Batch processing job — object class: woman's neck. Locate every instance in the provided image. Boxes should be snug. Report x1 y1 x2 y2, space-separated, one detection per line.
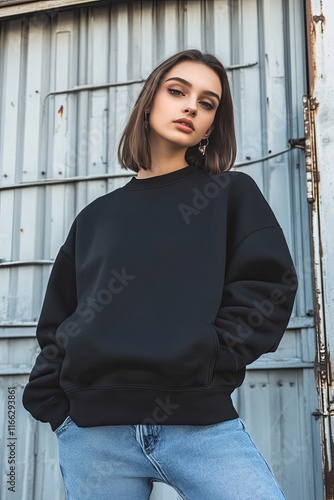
136 138 187 179
136 162 188 179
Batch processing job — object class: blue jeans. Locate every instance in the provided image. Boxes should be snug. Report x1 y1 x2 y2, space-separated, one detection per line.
55 416 286 500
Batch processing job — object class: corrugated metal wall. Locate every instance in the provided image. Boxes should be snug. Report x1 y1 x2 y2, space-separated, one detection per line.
0 1 323 499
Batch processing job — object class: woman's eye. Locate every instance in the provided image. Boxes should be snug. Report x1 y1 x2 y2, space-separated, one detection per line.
167 89 215 109
168 88 184 96
200 101 214 110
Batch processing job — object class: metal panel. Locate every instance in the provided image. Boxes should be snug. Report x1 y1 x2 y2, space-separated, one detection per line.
0 377 65 500
233 365 324 500
0 1 322 499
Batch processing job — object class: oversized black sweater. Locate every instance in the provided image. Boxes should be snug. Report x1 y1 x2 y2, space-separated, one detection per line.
22 165 298 431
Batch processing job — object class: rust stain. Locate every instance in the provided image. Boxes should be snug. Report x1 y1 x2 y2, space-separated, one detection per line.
58 105 64 118
305 1 317 96
315 0 326 34
303 96 319 204
313 14 326 26
305 6 333 496
306 1 326 96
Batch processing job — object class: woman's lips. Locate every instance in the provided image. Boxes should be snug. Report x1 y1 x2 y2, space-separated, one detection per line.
173 122 194 134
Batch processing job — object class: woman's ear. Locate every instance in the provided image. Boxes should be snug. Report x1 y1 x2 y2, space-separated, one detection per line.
203 124 214 139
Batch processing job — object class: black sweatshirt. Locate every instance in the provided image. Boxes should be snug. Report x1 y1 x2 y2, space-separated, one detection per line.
22 165 298 431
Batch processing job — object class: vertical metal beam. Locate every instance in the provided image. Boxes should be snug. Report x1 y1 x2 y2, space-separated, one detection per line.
305 1 334 498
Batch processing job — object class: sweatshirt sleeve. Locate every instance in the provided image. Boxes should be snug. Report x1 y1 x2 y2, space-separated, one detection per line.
22 219 77 431
213 174 298 373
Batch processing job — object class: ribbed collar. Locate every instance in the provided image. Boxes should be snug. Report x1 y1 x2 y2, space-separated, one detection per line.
123 164 203 190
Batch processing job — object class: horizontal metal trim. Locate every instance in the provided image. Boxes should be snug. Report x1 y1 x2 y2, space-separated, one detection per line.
235 147 293 167
43 78 146 102
0 361 315 376
247 361 314 370
43 64 258 99
0 0 104 19
0 316 314 333
0 148 295 192
43 65 257 106
0 0 38 7
0 172 134 191
227 62 258 71
0 331 36 339
0 322 37 328
0 0 39 5
0 259 54 268
0 364 32 375
288 316 315 328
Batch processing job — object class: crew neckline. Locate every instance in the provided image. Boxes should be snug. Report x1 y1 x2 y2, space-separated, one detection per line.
124 164 203 190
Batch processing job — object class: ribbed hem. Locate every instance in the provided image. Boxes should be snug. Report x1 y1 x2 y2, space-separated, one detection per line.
35 397 70 432
123 164 203 190
64 386 238 427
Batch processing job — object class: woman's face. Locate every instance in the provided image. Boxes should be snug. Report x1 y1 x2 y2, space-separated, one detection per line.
147 60 222 153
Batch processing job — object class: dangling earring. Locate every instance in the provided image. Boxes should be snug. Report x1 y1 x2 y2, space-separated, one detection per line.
198 138 209 155
144 112 150 132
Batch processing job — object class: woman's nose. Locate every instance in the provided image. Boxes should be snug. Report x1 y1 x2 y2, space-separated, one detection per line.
183 101 197 117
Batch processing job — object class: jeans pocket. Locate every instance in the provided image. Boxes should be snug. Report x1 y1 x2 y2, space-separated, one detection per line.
54 416 74 436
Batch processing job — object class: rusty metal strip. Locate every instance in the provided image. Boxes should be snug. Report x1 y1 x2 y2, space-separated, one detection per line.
303 95 320 203
305 1 334 497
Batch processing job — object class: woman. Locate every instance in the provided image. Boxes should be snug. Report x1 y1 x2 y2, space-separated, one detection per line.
22 49 298 499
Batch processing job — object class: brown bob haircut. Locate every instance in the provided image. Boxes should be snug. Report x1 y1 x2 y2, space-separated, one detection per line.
118 49 236 174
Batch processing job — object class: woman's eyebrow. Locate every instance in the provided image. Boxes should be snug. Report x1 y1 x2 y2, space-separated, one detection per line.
165 76 221 103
